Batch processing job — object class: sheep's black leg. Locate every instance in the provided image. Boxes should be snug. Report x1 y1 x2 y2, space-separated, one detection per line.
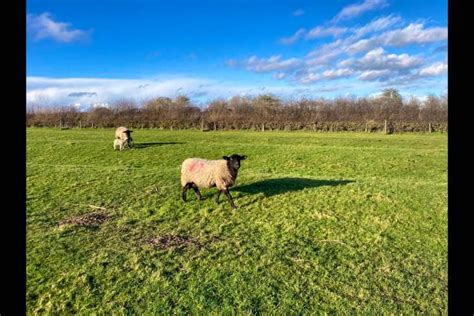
224 188 237 209
215 190 222 204
182 183 192 202
191 184 202 200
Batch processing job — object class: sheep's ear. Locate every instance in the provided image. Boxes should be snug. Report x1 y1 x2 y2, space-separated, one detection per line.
222 156 230 161
240 155 247 160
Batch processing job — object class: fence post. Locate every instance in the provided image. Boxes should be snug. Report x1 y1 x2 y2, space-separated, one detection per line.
384 120 388 134
428 122 432 133
79 121 82 128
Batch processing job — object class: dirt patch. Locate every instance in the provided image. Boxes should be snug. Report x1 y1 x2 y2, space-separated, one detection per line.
59 212 111 228
144 234 204 250
144 186 160 195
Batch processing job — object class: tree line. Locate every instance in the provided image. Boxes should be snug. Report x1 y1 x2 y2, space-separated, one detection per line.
27 89 447 132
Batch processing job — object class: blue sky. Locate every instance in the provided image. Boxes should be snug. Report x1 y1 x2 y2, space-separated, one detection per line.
27 0 447 108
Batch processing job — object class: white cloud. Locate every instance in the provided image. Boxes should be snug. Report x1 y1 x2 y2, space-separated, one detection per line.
355 47 423 70
279 28 306 45
30 75 368 106
338 58 356 68
282 10 397 46
419 62 447 76
382 23 447 46
332 0 388 23
297 16 401 60
326 48 425 82
306 39 346 65
348 23 448 53
348 38 374 53
352 15 402 38
239 55 302 73
300 47 425 84
27 77 212 107
92 102 110 108
27 12 91 43
298 72 321 84
306 26 349 39
273 72 287 80
68 92 97 97
206 4 447 95
358 69 392 81
28 75 443 104
293 9 305 16
230 19 445 89
283 14 397 46
322 68 354 79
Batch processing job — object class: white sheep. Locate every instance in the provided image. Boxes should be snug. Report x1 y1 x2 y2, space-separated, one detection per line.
113 138 128 151
180 154 247 209
115 126 133 148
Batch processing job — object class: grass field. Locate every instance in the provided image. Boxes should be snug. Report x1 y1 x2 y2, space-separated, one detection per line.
26 128 447 314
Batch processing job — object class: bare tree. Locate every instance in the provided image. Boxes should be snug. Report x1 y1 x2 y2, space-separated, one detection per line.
26 91 447 132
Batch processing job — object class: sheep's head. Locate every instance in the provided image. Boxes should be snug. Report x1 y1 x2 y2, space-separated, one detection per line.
124 130 133 139
223 154 247 170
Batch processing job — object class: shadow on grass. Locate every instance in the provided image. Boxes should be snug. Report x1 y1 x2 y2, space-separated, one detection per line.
133 142 185 148
234 178 354 197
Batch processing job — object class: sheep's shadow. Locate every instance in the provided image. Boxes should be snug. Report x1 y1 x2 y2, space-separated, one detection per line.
234 178 354 197
133 142 185 148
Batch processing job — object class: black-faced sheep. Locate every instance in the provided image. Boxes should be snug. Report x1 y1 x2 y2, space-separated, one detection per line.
115 126 133 148
180 154 247 209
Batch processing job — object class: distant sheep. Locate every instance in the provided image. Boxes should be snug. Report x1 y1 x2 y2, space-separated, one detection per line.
115 126 133 148
181 154 247 209
113 138 128 151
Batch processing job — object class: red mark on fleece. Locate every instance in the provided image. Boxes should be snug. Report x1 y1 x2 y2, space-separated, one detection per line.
188 161 205 172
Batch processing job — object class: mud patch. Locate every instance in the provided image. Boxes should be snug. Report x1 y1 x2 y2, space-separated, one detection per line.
144 234 204 250
59 212 111 228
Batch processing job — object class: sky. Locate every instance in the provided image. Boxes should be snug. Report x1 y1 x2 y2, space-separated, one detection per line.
26 0 447 109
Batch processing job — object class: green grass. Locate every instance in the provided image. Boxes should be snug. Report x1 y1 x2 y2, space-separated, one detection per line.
27 128 447 314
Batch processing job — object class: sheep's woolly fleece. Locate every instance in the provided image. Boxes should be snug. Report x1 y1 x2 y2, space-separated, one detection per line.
181 158 236 190
115 126 131 140
114 138 127 150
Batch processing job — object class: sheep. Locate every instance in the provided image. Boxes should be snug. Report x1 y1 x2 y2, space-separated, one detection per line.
180 154 247 209
113 138 128 151
115 126 133 148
